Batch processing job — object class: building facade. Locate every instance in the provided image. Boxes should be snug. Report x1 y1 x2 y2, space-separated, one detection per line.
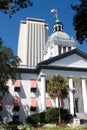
0 17 87 123
18 17 48 68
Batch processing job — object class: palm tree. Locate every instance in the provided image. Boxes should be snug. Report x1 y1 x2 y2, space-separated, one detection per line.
0 39 21 95
48 75 69 124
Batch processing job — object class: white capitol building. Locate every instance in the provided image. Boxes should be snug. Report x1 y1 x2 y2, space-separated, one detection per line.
0 17 87 123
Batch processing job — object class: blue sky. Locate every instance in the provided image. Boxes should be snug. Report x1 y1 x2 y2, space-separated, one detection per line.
0 0 87 55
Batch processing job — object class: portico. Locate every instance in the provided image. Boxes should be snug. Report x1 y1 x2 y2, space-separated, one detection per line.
37 49 87 116
39 71 87 116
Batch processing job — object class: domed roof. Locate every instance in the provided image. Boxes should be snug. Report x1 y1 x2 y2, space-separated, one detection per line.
45 19 77 49
50 31 70 40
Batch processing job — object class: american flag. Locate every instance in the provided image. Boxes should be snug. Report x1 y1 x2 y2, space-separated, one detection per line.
50 8 57 13
50 8 58 20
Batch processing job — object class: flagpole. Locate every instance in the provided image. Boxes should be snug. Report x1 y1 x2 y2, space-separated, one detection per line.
55 9 58 21
50 8 58 21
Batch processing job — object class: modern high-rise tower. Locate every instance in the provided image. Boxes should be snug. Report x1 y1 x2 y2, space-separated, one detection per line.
18 17 48 68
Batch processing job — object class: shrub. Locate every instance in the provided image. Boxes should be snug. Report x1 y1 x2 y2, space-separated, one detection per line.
45 108 58 124
26 108 72 126
26 113 40 126
60 108 72 123
40 111 46 123
45 108 72 124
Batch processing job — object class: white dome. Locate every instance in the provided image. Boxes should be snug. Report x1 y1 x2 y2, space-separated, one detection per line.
50 31 70 40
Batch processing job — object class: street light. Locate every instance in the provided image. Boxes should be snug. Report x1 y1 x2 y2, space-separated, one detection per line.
71 88 77 117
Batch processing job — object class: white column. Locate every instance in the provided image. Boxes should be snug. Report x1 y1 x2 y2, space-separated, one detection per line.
66 47 68 52
56 97 58 108
41 75 46 111
81 78 87 113
61 46 63 54
69 77 74 115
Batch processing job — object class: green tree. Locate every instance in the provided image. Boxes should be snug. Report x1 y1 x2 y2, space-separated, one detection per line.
47 75 69 124
0 38 21 95
71 0 87 43
0 0 33 17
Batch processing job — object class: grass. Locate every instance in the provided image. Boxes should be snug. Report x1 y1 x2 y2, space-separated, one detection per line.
0 122 87 130
35 125 87 130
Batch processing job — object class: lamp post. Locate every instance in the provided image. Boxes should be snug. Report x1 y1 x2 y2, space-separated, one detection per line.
71 88 77 117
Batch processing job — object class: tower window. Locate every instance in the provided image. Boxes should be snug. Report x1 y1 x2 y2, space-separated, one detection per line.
55 27 57 31
58 45 61 55
59 26 61 31
68 47 71 51
63 46 66 53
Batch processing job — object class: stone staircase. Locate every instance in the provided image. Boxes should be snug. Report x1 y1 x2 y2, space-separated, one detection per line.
76 113 87 124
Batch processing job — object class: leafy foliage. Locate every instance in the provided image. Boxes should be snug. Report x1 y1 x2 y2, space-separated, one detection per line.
26 108 72 126
0 0 33 17
46 108 71 124
71 0 87 43
0 38 21 94
45 108 58 124
26 113 41 126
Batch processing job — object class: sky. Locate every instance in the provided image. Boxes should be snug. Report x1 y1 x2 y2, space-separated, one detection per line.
0 0 87 55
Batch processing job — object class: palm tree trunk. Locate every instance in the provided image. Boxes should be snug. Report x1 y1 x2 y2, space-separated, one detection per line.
58 96 61 124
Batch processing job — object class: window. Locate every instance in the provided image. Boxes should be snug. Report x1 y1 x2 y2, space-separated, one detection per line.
75 98 79 112
31 88 37 93
14 80 21 92
13 106 20 111
13 97 21 111
68 98 70 111
0 97 3 111
30 80 37 93
30 107 36 111
68 98 79 113
14 87 20 92
30 98 37 111
13 115 19 123
0 106 2 111
46 80 49 92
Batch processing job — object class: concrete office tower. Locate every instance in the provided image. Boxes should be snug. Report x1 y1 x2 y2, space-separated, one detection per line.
18 17 48 68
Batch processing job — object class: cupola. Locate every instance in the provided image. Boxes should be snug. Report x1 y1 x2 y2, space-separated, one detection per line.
53 19 63 32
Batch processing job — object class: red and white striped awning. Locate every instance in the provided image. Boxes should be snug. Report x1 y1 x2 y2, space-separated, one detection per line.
30 98 37 107
14 80 21 88
46 98 52 108
30 80 37 88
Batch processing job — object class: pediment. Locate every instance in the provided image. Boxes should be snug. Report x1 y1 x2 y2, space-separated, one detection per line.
49 53 87 68
38 49 87 69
